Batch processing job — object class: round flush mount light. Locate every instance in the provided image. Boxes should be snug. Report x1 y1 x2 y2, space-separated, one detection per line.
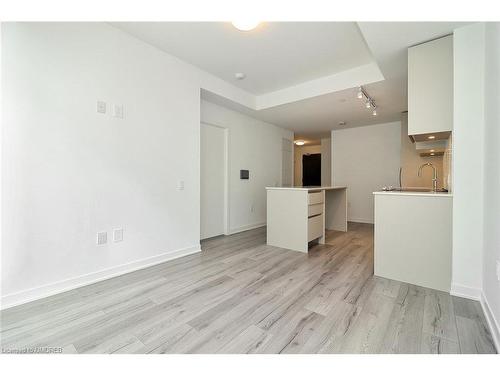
294 140 305 146
232 20 260 31
428 135 436 140
234 72 246 80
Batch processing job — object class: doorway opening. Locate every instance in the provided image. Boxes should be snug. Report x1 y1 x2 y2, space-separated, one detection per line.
294 137 330 187
302 153 321 186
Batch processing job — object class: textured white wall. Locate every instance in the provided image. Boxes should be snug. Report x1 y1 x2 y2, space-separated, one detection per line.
200 100 293 233
332 122 401 224
1 23 257 307
483 22 500 345
321 138 332 186
452 23 485 298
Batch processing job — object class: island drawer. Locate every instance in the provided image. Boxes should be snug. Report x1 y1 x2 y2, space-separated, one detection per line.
308 214 323 242
308 203 323 217
308 191 324 205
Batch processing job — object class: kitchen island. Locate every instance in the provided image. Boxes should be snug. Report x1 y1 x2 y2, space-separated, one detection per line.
373 190 453 292
266 186 347 253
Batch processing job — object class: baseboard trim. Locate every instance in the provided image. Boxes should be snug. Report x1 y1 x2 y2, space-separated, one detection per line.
480 292 500 353
450 283 482 300
348 218 374 225
229 222 266 235
1 244 201 310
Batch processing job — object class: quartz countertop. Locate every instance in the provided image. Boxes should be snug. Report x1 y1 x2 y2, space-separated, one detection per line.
373 190 453 197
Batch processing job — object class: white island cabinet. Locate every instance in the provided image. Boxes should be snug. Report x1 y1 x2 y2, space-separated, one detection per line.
373 191 453 292
266 186 347 253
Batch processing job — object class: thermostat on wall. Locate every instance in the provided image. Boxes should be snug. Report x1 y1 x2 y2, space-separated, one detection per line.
240 170 249 180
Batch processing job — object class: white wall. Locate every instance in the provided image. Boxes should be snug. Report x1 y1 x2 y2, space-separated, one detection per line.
1 23 262 308
321 138 332 186
482 22 500 347
332 122 401 224
200 100 293 234
452 23 485 298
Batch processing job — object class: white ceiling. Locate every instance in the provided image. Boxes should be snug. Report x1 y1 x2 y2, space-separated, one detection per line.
112 22 471 139
111 22 374 95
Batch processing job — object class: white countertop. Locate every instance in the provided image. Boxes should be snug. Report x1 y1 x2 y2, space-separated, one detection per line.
373 190 453 197
266 186 347 191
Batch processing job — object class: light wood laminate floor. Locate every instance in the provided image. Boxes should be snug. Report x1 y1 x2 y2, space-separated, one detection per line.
1 223 496 354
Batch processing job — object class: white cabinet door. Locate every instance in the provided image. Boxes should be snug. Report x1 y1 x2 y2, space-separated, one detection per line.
200 123 226 239
408 35 453 136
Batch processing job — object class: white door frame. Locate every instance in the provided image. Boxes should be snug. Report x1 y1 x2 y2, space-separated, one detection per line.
200 121 230 236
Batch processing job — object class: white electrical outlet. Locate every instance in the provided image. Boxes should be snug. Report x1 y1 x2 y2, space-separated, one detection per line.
113 228 123 242
113 104 124 119
97 232 107 245
496 260 500 282
97 101 106 114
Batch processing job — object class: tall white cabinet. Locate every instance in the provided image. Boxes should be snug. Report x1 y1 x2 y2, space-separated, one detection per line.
408 35 453 139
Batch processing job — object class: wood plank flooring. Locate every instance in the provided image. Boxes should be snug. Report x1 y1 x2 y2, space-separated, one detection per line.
1 223 496 354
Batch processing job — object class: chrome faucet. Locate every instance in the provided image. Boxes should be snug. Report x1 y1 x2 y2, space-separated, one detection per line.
418 163 438 191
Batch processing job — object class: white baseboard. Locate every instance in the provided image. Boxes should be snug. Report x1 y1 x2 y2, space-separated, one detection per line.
450 283 482 300
229 222 266 235
480 292 500 353
1 244 201 310
348 218 374 224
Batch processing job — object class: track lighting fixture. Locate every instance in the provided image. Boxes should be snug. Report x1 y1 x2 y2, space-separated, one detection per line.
357 86 377 115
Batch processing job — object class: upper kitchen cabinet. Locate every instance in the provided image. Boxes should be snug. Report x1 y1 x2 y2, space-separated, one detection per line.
408 35 453 139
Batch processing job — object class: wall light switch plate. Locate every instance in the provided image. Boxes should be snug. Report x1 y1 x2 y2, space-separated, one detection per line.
177 180 184 191
113 104 123 119
113 228 123 242
97 101 106 114
97 232 107 245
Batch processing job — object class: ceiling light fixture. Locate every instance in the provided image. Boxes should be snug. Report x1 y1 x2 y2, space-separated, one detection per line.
294 140 305 146
357 86 377 114
232 20 260 31
428 135 436 140
430 149 435 152
234 72 246 80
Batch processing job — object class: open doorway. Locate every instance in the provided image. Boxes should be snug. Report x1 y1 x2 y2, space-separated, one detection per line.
302 153 321 186
294 137 331 187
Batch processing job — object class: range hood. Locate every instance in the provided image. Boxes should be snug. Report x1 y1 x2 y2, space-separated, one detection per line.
413 139 447 157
